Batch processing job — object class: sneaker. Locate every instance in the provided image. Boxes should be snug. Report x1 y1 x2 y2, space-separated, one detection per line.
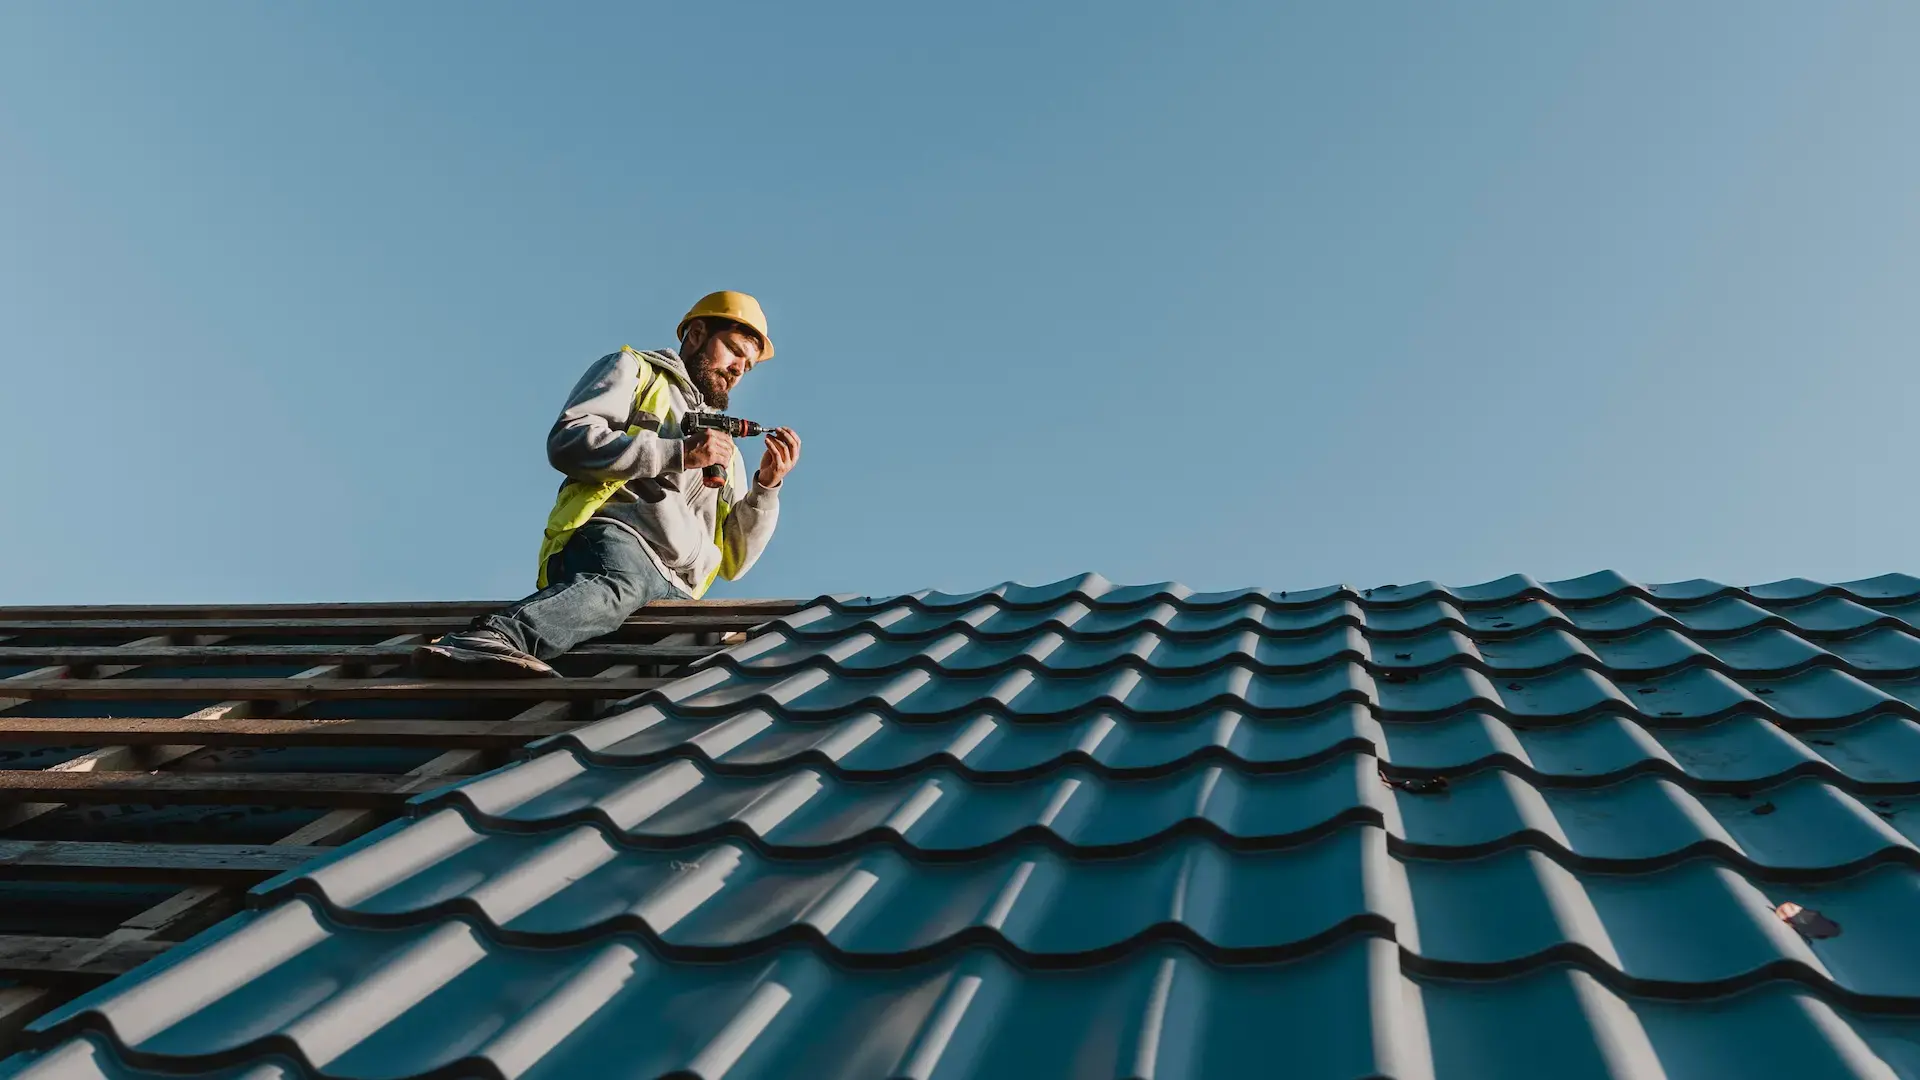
412 629 559 679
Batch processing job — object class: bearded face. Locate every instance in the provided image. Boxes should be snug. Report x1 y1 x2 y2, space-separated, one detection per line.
686 346 734 409
681 322 762 410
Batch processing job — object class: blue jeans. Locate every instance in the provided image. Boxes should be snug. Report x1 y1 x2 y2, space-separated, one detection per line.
479 520 683 659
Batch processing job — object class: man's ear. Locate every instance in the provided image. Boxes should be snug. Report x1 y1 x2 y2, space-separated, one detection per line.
680 319 709 355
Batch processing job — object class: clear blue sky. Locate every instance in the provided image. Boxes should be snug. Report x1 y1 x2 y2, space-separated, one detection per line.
4 3 1917 604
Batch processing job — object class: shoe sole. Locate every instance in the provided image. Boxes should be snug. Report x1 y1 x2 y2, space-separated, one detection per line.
412 644 558 679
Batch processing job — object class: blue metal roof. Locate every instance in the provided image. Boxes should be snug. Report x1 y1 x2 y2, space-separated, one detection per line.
10 571 1920 1079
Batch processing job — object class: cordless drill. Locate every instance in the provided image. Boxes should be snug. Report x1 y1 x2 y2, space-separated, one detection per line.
682 413 773 488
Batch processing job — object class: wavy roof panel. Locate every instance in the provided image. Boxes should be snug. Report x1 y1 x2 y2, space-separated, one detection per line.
10 572 1920 1079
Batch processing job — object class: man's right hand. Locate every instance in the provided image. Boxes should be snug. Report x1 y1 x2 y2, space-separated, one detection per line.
682 429 735 472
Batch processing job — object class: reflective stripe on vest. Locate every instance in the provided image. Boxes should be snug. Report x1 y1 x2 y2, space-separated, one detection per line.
534 349 743 598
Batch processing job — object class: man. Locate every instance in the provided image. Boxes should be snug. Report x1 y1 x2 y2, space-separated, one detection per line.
413 290 801 678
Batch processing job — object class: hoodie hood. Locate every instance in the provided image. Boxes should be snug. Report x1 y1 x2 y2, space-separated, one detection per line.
630 347 704 408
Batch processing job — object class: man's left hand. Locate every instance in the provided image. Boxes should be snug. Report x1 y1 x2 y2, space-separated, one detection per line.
754 427 802 488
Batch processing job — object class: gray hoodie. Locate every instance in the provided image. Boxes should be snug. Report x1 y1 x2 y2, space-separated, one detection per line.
545 347 780 596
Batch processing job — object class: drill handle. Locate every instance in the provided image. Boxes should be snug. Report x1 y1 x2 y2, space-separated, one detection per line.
687 412 771 488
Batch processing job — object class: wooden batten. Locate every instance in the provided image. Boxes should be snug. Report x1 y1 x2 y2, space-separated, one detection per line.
0 840 327 884
0 716 582 748
0 770 466 808
0 676 670 701
0 599 802 620
0 614 777 638
0 642 714 667
0 935 172 983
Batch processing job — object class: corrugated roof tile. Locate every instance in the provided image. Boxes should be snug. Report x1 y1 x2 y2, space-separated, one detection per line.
14 572 1920 1078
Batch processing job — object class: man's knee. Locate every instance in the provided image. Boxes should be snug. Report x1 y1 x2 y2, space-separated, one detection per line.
558 523 679 614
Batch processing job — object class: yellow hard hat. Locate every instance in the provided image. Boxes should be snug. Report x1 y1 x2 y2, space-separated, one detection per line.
677 290 774 361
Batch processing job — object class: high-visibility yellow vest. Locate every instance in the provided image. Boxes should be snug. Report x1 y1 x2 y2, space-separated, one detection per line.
534 348 745 598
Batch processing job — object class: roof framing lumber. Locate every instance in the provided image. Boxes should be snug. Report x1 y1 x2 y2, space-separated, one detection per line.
0 676 669 701
0 603 785 1045
0 639 423 831
97 659 652 965
0 716 581 749
0 614 774 637
0 770 468 808
0 642 715 667
0 635 175 713
0 840 326 884
0 935 169 982
0 599 802 620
